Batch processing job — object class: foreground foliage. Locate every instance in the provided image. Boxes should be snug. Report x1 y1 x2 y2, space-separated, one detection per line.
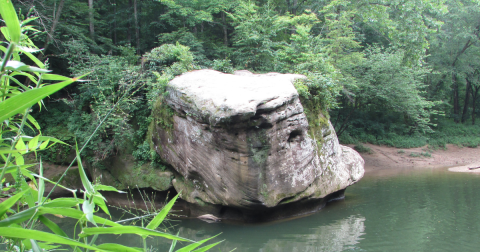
0 2 219 251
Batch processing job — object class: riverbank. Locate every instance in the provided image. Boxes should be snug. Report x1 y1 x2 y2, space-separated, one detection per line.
351 143 480 175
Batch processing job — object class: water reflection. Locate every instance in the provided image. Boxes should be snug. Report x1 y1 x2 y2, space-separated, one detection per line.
168 214 365 252
41 168 480 252
259 215 365 252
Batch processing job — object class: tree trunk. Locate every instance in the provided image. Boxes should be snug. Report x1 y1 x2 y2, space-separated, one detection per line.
134 0 140 54
472 85 480 125
40 0 65 60
453 72 460 123
113 0 117 45
221 11 228 47
88 0 95 40
127 0 132 45
461 78 471 123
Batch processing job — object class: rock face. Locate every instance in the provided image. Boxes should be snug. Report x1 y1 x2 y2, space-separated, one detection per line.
150 69 364 210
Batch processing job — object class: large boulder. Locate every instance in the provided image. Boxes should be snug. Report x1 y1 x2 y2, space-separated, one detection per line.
150 69 364 210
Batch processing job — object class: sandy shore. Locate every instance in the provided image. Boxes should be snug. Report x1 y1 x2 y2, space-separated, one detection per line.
350 143 480 174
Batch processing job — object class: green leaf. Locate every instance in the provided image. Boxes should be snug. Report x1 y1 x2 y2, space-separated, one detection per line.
31 173 76 193
30 239 43 252
79 226 193 242
0 164 37 175
0 198 80 227
191 240 223 252
0 227 106 251
13 152 24 165
21 50 45 69
0 189 27 218
41 74 70 81
38 215 68 238
7 74 32 90
76 142 94 195
16 46 41 53
169 232 180 252
29 135 40 150
37 207 120 227
82 200 96 226
0 74 86 123
94 184 125 193
27 115 41 131
95 243 143 252
37 160 44 204
5 60 50 73
0 0 21 43
39 139 50 150
92 193 110 217
38 215 83 252
15 138 27 154
176 234 220 252
146 194 179 231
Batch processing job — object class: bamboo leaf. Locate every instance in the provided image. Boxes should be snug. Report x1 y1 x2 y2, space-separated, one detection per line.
29 135 40 150
16 46 41 53
82 200 97 226
76 142 94 196
27 115 41 131
0 74 86 123
31 173 76 193
0 189 27 218
169 231 180 252
0 227 106 251
7 74 32 90
30 239 43 252
15 138 27 154
38 216 83 252
21 50 45 69
94 184 125 193
38 215 68 237
39 139 49 150
79 226 193 242
41 74 70 81
146 194 179 231
37 159 44 203
0 164 37 175
175 234 220 252
38 207 121 227
0 198 80 227
191 240 223 252
92 193 110 217
95 243 143 252
0 0 21 43
5 60 50 73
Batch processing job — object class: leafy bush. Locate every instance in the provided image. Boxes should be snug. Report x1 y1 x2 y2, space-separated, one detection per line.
212 59 234 73
354 144 373 154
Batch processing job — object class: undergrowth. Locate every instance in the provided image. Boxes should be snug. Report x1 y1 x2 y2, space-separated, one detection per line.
339 119 480 149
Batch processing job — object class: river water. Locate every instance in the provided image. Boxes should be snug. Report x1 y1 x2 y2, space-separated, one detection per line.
67 167 480 251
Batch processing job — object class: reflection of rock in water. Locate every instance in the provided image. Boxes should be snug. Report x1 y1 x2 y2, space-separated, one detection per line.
261 215 365 252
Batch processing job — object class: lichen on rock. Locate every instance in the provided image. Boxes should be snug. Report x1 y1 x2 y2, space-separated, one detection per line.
150 69 364 210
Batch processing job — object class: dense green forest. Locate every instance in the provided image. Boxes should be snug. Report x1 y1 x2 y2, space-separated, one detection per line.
10 0 480 166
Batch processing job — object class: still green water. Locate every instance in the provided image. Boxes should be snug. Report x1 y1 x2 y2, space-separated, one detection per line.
99 168 480 251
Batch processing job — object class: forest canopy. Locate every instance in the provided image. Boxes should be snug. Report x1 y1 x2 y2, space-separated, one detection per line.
7 0 480 165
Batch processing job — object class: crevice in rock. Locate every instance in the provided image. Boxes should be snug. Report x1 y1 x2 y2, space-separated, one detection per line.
288 129 303 142
278 195 296 205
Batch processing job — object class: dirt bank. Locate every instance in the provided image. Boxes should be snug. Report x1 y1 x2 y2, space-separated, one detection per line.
350 143 480 175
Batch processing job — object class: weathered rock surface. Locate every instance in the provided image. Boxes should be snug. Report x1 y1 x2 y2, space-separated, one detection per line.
88 154 174 192
150 69 364 210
